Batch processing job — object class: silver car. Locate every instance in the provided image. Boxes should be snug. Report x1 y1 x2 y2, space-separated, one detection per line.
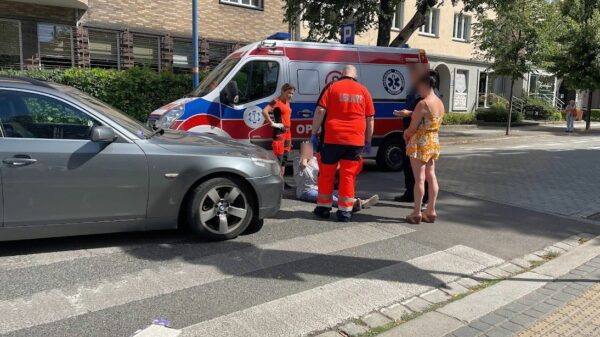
0 76 282 241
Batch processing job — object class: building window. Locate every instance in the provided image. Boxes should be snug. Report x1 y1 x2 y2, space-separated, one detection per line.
0 19 22 70
419 9 439 37
173 39 193 71
133 35 160 70
88 29 119 69
392 1 405 30
38 23 74 68
453 13 471 41
220 0 263 10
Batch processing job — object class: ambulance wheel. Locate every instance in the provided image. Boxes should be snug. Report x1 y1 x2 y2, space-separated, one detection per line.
376 136 405 172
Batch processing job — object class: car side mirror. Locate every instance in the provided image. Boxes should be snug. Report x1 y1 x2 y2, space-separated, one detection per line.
91 126 117 143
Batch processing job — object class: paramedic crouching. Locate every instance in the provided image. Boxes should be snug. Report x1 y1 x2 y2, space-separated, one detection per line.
310 65 375 222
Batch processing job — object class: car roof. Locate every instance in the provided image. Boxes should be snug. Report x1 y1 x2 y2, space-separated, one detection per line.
0 75 84 100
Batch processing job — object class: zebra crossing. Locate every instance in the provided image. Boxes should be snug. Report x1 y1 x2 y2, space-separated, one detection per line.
0 201 507 337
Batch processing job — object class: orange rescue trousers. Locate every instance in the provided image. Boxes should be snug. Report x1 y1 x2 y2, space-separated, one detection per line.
316 144 363 212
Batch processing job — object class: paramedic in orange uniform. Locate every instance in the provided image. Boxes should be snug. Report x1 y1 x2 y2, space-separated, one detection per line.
262 83 295 177
310 65 375 222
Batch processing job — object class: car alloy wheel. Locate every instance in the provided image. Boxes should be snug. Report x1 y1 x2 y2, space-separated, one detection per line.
199 185 249 235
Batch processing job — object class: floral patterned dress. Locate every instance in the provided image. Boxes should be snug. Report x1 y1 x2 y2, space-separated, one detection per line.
406 104 442 163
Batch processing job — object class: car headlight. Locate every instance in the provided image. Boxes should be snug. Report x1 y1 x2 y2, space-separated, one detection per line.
251 157 281 176
156 104 185 129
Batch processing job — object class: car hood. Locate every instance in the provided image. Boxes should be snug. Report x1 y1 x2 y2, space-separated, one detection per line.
148 130 273 159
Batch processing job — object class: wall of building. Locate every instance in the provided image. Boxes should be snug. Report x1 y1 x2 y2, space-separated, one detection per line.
80 0 288 42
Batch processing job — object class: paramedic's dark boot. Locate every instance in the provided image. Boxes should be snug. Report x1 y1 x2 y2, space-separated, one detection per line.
313 206 331 219
336 210 352 222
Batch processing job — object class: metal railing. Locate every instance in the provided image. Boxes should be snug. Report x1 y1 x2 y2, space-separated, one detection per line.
528 92 564 110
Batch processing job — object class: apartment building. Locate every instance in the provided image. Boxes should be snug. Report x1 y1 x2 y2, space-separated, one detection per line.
0 0 288 71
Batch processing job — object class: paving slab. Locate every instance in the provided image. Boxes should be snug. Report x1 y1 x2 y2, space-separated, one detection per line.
401 297 432 313
456 277 481 289
440 282 469 297
437 272 552 322
380 304 412 321
378 312 462 337
420 289 452 304
533 236 600 278
361 312 393 329
338 322 369 337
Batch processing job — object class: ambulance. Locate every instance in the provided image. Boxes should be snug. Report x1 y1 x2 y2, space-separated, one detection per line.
148 40 429 171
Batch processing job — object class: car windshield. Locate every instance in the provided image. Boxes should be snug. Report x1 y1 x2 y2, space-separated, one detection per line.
58 85 153 139
191 58 240 97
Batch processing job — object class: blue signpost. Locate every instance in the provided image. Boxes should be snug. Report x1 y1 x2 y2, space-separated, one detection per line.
340 23 355 45
192 0 199 87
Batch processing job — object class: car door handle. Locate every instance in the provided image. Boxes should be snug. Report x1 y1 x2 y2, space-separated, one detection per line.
3 157 37 167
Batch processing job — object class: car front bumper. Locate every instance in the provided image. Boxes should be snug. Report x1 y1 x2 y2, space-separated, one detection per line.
248 174 283 219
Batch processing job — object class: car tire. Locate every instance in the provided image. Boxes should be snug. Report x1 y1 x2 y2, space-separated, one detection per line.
187 177 255 240
376 136 405 171
242 218 264 235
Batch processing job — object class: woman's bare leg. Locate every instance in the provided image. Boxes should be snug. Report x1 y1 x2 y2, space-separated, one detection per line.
410 157 426 216
424 159 439 216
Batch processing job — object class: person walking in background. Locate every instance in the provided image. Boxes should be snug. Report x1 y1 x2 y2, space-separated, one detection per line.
564 100 577 133
394 64 432 206
294 142 379 210
310 65 375 222
403 74 444 224
262 83 295 177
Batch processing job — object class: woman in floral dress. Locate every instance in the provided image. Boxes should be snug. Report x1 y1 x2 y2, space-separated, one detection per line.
403 74 444 224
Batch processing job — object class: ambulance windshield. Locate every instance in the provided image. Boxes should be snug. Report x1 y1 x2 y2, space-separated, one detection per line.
191 58 240 97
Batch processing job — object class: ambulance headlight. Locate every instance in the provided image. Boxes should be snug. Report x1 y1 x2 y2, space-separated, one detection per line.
156 104 185 129
251 157 280 176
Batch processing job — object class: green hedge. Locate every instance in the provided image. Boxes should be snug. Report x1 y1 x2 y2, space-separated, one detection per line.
476 101 524 124
590 109 600 122
443 112 477 125
0 68 208 122
523 97 562 121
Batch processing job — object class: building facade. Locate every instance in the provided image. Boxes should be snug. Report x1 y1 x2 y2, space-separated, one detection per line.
0 0 288 71
353 0 507 112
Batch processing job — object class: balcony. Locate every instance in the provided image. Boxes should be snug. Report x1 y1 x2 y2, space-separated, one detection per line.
9 0 88 9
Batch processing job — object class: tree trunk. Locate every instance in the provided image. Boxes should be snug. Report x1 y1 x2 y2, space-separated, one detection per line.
377 0 392 46
586 89 593 130
389 0 438 47
506 78 515 136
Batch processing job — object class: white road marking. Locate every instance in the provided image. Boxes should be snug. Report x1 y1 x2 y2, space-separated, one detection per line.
0 204 316 271
0 223 414 334
181 245 504 337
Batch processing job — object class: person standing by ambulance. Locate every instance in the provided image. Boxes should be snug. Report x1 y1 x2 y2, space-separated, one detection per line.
262 83 295 177
310 65 375 222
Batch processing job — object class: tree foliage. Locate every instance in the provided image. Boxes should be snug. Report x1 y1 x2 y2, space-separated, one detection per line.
546 0 600 129
283 0 495 47
471 0 546 134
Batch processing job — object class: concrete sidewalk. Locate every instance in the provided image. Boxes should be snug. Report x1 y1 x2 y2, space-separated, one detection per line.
380 235 600 337
439 121 600 145
312 234 600 337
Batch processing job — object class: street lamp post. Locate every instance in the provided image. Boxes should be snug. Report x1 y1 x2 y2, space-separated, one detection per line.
192 0 199 87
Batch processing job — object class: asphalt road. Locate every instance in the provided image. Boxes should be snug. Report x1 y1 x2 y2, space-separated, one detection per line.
0 127 599 337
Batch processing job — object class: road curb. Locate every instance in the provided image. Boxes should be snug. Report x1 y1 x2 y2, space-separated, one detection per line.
310 233 598 337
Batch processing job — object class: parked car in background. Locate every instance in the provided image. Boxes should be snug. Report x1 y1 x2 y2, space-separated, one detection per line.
0 76 282 241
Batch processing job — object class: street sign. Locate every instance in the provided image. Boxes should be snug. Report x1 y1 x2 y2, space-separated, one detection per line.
340 23 355 45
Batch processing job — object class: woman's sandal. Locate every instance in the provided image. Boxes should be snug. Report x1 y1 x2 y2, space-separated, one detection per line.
422 214 437 223
405 214 422 224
